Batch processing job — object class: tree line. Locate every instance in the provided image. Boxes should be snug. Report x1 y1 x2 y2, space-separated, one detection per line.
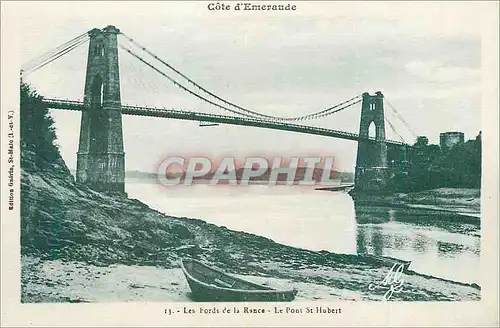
393 133 482 192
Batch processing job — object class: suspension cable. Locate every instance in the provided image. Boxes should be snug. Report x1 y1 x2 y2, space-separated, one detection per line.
292 98 362 121
384 97 417 139
119 44 257 118
124 58 154 95
119 44 362 121
385 117 406 144
302 98 362 121
22 32 89 72
119 33 361 122
22 36 89 77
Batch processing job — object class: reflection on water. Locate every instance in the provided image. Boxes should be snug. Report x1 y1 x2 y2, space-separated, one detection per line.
354 205 480 283
125 181 480 284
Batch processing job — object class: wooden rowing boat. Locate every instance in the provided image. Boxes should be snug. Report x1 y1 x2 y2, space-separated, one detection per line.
181 258 298 302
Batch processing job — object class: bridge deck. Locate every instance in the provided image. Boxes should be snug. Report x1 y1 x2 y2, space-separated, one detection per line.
43 98 407 146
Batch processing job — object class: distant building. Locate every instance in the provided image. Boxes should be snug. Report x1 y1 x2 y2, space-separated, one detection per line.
440 131 464 153
415 136 429 147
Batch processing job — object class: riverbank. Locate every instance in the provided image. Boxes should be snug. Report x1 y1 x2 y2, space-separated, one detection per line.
21 250 480 303
395 188 480 218
20 137 484 303
19 84 481 303
21 156 481 302
348 187 480 220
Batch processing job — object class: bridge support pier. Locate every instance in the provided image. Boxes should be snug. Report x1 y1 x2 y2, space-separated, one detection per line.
353 91 390 194
76 26 125 194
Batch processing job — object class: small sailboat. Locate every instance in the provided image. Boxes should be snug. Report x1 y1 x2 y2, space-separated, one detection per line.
181 258 298 302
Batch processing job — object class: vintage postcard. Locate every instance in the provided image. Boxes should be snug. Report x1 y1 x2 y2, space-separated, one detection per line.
1 1 499 327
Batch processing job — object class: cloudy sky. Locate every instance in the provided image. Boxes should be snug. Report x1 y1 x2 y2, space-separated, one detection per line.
13 1 483 172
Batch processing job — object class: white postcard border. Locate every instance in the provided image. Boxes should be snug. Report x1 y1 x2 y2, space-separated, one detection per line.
1 1 498 327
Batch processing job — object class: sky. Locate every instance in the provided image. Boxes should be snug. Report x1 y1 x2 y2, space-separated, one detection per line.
13 1 483 173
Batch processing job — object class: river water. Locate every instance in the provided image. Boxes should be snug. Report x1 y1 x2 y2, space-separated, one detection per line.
125 180 480 284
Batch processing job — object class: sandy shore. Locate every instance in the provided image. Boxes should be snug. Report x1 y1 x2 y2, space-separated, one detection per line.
21 250 481 303
22 256 365 303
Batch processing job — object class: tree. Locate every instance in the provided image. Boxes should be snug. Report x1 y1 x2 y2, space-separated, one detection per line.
397 133 482 191
20 82 59 169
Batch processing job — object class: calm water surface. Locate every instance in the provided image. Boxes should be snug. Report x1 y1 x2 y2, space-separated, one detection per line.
126 180 480 284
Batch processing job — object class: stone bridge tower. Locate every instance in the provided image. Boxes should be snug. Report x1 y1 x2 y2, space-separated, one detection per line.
354 91 389 193
76 25 125 194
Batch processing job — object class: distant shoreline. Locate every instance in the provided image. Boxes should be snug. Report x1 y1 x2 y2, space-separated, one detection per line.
350 187 481 221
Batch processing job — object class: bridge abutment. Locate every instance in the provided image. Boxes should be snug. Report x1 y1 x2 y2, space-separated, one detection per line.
76 26 125 194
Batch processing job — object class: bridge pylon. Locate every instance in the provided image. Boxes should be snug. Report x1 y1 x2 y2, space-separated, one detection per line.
354 91 389 193
76 25 125 194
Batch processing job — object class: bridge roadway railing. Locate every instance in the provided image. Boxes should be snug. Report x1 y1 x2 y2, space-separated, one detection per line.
42 98 407 146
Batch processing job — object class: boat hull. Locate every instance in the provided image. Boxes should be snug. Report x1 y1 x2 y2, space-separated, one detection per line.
181 259 297 302
185 278 297 302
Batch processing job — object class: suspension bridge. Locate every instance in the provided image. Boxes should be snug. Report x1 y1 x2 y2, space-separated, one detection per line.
21 25 417 194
